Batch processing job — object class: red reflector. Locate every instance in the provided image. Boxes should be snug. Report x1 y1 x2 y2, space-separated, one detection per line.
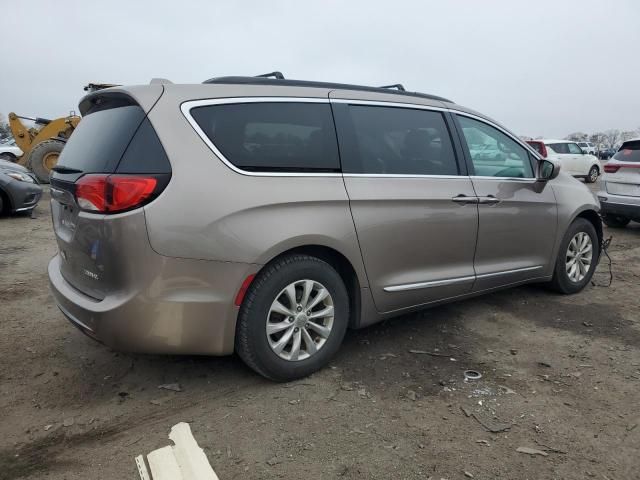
604 164 620 173
234 274 256 307
75 174 157 213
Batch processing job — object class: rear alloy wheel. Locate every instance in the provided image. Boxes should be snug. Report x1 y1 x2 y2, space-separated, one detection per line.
267 279 335 361
602 214 630 228
235 254 349 381
586 166 599 183
548 218 599 294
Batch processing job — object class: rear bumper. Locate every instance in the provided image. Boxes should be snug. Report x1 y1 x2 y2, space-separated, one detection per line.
597 190 640 221
48 253 258 355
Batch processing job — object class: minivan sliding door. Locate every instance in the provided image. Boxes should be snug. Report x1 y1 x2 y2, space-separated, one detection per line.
331 99 479 313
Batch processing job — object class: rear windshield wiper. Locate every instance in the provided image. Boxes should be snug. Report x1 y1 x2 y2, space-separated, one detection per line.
51 165 83 174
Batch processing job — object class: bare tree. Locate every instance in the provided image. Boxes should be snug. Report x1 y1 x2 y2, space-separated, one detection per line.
566 132 589 142
603 129 622 149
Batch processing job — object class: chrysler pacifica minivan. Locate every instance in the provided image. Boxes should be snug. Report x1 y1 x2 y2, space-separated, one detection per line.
48 74 601 381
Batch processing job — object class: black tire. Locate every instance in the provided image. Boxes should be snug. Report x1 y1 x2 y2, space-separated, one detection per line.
0 191 5 216
235 254 349 382
0 152 16 162
585 165 599 183
602 214 630 228
27 139 64 183
548 218 599 294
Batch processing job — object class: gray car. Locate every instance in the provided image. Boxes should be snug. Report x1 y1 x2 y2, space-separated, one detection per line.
0 159 42 214
48 74 602 381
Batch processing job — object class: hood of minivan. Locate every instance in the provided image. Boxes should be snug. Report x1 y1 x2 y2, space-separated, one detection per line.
0 158 30 173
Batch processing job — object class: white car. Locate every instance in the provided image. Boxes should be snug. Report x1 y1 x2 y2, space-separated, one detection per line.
526 139 601 183
0 139 23 161
577 141 596 155
597 138 640 228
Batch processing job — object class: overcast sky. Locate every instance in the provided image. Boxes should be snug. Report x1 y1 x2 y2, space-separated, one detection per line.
1 0 638 138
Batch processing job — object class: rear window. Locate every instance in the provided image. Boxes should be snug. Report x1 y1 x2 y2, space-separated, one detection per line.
578 142 587 147
190 102 340 172
57 105 145 173
57 103 170 174
612 141 640 162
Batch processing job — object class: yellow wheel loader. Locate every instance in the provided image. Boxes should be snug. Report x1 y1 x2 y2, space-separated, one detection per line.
8 112 81 183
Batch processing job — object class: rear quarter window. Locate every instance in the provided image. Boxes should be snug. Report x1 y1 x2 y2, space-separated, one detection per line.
190 102 340 172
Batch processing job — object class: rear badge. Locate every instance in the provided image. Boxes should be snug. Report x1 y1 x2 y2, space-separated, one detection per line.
82 268 100 280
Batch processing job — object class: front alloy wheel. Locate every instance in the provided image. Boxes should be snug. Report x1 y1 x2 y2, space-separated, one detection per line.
565 232 593 283
548 217 599 294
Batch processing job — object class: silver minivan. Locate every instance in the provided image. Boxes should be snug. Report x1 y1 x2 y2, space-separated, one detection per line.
48 74 602 381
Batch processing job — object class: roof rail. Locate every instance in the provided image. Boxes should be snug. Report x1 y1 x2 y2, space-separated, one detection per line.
201 76 452 103
380 83 406 91
255 71 285 79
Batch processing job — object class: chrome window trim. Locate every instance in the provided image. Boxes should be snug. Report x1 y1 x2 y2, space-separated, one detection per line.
180 97 342 178
343 173 468 180
181 96 542 179
384 265 544 292
470 176 538 183
330 98 447 112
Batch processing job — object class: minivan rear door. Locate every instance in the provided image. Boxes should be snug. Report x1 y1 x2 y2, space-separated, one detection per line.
331 98 478 313
50 88 168 300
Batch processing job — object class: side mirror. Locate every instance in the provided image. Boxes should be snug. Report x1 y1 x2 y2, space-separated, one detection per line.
537 159 560 181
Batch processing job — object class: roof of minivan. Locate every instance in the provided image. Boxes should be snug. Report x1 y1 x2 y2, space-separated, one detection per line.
80 79 533 157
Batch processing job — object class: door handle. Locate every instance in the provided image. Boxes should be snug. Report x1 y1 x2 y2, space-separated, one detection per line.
451 195 479 205
477 195 501 205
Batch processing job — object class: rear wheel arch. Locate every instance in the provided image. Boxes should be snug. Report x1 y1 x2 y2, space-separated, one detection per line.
257 245 362 329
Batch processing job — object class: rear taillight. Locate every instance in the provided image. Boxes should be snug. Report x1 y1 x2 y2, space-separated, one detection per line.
604 162 640 174
75 174 161 213
540 143 548 158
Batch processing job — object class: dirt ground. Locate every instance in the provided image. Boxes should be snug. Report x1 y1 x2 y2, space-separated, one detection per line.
1 180 639 480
